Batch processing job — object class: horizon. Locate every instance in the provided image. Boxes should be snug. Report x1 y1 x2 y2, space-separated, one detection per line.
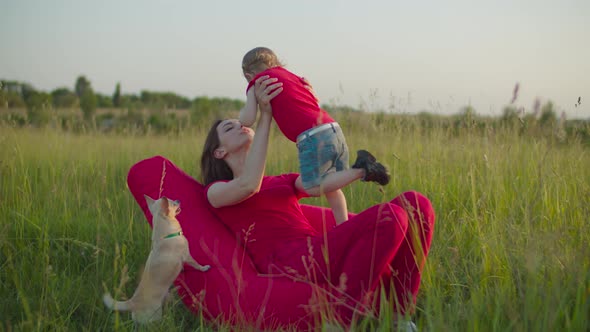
1 0 588 119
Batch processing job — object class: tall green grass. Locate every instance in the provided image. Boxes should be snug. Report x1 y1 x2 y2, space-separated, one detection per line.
1 115 588 331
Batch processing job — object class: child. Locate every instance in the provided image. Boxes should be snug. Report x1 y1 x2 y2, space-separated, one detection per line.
239 47 389 224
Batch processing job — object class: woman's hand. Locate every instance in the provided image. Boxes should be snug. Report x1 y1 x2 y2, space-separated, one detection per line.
254 75 283 112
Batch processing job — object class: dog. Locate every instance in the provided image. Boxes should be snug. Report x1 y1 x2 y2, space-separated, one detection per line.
103 195 210 323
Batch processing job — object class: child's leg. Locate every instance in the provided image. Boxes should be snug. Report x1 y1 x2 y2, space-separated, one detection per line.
304 187 347 224
325 189 347 224
304 168 364 195
303 169 363 224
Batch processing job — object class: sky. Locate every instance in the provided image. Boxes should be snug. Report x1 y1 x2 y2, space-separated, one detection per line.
1 0 589 118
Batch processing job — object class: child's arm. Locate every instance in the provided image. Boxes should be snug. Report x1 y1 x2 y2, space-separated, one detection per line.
239 87 258 127
301 76 319 103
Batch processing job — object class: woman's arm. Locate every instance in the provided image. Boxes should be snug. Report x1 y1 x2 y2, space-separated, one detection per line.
239 87 258 127
207 77 283 208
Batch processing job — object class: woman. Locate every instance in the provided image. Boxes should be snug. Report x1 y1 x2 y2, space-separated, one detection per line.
200 76 435 326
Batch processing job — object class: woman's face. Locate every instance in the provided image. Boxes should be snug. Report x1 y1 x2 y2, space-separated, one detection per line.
216 119 254 155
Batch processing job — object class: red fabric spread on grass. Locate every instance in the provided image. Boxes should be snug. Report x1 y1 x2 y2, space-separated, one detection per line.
127 156 435 330
246 66 334 142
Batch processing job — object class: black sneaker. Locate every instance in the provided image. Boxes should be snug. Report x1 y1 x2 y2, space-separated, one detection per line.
351 150 390 185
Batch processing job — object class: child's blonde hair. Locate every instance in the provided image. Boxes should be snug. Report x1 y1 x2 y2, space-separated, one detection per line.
242 47 284 76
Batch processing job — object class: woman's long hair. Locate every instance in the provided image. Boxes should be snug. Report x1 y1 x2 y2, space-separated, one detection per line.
200 119 234 186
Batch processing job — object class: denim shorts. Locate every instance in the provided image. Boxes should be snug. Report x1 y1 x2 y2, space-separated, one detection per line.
296 122 349 189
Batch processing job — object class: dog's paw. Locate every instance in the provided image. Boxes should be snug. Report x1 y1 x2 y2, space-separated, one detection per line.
201 265 211 272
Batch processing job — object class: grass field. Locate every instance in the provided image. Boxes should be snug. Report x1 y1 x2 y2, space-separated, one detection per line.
1 114 589 331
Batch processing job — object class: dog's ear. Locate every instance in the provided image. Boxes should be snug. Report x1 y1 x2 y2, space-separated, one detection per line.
144 194 155 208
160 197 170 213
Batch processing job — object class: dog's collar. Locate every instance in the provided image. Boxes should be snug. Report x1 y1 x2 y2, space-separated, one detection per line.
162 231 183 239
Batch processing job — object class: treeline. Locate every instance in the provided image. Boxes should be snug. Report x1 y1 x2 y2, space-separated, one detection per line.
1 76 589 146
0 76 245 131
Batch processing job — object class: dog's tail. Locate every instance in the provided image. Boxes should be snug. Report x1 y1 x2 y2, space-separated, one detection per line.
103 293 133 311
